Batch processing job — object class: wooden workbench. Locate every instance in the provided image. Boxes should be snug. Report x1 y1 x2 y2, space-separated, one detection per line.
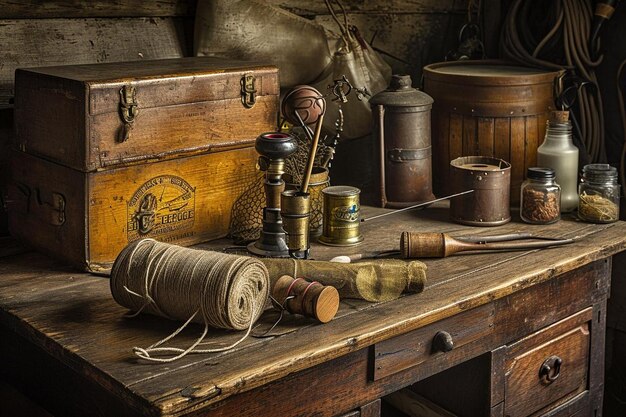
1 206 625 417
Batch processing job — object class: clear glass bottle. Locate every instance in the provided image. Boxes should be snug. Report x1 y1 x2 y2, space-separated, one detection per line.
578 164 620 223
520 167 561 224
536 118 579 212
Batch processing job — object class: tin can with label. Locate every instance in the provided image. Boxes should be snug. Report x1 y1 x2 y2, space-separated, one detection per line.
318 186 363 246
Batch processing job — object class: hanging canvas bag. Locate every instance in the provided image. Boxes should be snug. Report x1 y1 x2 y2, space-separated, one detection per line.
311 0 392 138
194 0 334 88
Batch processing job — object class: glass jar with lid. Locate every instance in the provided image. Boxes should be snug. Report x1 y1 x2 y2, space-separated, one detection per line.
520 167 561 224
578 164 620 223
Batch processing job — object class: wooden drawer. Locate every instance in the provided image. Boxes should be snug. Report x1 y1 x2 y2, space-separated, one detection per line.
372 303 495 380
503 308 592 417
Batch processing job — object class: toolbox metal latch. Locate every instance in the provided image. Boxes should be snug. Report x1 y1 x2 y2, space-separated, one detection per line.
240 74 257 108
118 85 139 142
16 183 66 226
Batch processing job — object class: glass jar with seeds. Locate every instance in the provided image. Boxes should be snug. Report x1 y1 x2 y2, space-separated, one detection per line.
520 167 561 224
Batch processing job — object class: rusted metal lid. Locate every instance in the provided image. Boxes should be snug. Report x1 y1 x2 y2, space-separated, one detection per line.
423 60 561 86
370 74 433 108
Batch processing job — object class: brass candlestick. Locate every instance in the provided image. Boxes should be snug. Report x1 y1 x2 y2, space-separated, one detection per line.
248 132 298 257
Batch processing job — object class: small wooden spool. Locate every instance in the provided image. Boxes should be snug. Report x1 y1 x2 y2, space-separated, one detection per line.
272 275 339 323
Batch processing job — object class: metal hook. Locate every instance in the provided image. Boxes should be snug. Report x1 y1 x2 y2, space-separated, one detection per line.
329 75 353 103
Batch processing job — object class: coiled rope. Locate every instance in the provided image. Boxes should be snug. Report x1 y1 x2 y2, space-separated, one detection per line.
110 239 269 363
500 0 605 164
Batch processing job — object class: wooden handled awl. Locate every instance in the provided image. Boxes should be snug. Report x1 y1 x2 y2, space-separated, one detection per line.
400 232 576 258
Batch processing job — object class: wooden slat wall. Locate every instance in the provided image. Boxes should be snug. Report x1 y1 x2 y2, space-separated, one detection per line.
0 18 187 107
0 0 467 108
0 1 197 108
0 0 196 18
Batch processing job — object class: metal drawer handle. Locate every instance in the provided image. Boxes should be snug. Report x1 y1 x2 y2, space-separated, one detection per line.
539 355 562 383
432 331 454 353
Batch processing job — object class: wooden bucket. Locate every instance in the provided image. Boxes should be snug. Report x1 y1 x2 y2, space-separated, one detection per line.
423 60 561 204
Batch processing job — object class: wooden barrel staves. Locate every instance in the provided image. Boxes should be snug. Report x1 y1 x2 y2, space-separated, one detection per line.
423 60 562 205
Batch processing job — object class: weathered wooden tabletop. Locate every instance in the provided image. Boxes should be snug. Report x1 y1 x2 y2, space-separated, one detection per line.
1 205 626 416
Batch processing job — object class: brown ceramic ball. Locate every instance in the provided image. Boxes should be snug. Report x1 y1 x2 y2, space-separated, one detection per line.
281 85 326 126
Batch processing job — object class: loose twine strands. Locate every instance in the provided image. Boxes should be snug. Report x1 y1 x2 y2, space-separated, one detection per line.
110 239 269 363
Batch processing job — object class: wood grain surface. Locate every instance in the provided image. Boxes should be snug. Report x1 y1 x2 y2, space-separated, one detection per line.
0 207 625 416
0 18 186 108
0 0 197 18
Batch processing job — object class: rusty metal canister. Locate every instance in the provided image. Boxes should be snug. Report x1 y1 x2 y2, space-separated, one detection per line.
370 74 435 208
449 156 511 226
318 186 363 246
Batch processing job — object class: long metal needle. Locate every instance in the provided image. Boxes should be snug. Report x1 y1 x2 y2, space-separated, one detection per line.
361 190 475 222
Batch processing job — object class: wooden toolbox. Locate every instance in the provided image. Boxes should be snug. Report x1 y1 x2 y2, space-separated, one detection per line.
9 57 278 271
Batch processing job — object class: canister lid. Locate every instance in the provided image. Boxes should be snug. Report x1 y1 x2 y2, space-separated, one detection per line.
322 185 360 196
582 163 618 182
369 75 434 108
527 167 555 179
423 60 562 86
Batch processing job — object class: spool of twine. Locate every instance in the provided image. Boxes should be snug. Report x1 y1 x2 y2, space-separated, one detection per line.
110 239 269 362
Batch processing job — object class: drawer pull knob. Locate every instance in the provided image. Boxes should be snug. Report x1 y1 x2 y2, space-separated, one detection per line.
539 355 562 383
432 331 454 352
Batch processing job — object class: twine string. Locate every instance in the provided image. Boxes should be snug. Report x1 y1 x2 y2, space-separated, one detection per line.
110 239 269 363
